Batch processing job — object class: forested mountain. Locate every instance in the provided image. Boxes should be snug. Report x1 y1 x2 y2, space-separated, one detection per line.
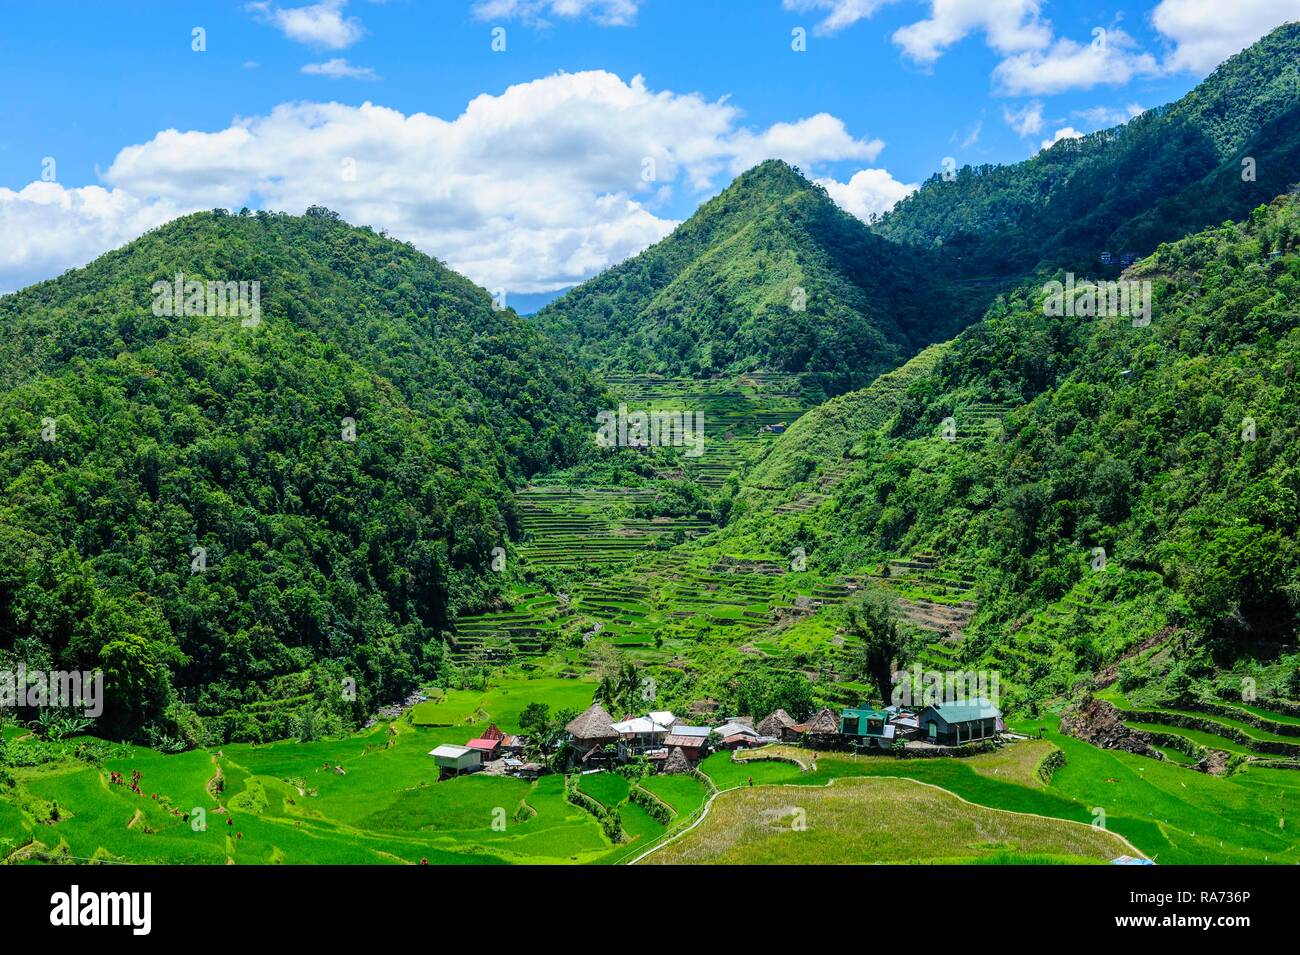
536 25 1300 394
730 196 1300 708
533 160 978 396
0 208 604 741
874 22 1300 279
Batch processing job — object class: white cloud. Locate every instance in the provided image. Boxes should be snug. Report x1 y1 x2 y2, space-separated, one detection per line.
1153 0 1300 74
0 182 188 293
1 72 892 295
472 0 643 26
1040 126 1083 151
247 0 364 49
782 0 897 36
994 29 1159 95
1002 100 1044 136
816 168 917 221
893 0 1052 65
1072 102 1145 128
302 58 379 80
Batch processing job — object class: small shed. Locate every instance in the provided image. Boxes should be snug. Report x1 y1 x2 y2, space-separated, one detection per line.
429 744 481 777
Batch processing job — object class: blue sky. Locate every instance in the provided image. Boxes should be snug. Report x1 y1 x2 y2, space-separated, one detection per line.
1 0 1296 303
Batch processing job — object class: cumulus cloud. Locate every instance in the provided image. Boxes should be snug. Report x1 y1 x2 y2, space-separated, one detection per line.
893 0 1051 65
1153 0 1300 74
0 182 188 293
1002 100 1044 136
471 0 643 26
994 29 1159 95
0 72 892 295
247 0 365 49
816 168 917 222
301 58 380 80
1040 126 1084 151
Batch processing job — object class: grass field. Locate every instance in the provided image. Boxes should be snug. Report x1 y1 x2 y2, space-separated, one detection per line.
642 775 1130 864
410 676 597 727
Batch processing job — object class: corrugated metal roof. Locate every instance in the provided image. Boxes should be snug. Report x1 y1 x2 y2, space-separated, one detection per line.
429 745 473 758
713 722 759 737
669 725 710 737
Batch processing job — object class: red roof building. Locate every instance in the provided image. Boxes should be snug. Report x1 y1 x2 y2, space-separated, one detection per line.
465 737 501 757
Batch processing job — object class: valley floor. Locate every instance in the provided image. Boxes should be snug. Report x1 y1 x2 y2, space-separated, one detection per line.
3 706 1297 865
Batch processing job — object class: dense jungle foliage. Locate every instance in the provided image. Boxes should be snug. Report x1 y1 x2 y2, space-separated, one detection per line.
0 208 604 741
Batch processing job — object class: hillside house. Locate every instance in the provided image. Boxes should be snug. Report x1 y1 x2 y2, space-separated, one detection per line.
917 698 1002 745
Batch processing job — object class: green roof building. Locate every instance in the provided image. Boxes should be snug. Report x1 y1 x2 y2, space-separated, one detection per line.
840 707 891 738
918 698 1002 746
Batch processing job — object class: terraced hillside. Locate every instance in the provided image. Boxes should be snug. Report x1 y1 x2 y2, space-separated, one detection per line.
516 487 712 568
448 373 822 664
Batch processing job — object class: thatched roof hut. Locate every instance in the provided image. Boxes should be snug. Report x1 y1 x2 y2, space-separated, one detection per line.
663 746 693 774
565 703 618 742
803 707 840 738
758 709 797 737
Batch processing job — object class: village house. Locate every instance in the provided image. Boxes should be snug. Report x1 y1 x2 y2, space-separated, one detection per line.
917 698 1003 745
713 719 764 750
565 703 620 765
799 707 841 749
661 725 710 768
429 744 481 779
839 706 895 749
758 708 800 741
611 710 675 756
465 736 502 761
481 723 524 755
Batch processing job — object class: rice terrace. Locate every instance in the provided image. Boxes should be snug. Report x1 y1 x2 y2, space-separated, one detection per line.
3 5 1300 919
